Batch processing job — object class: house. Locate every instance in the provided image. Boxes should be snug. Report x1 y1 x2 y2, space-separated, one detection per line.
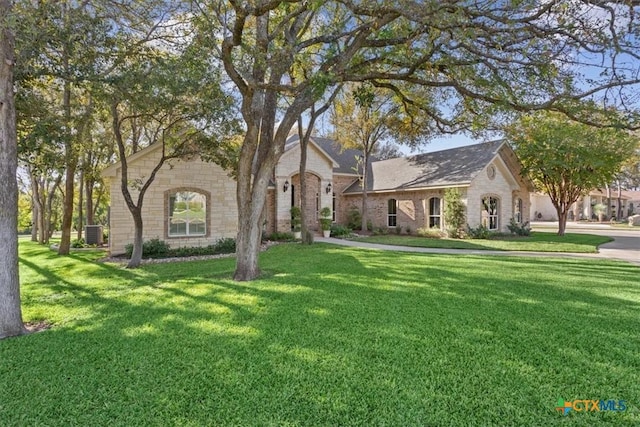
103 137 534 255
531 189 640 221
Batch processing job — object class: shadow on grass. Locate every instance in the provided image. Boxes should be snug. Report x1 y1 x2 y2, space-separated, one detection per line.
4 241 639 425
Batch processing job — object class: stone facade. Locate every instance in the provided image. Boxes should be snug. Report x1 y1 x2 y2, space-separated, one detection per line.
272 142 335 233
467 158 531 231
104 145 238 255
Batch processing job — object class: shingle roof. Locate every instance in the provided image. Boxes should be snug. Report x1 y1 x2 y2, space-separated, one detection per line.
343 140 504 194
285 134 367 175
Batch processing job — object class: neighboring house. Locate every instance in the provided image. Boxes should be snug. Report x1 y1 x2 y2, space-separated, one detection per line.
103 137 533 255
531 189 640 221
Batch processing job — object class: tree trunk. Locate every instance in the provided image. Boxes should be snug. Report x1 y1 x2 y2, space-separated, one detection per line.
43 176 61 245
58 1 75 256
556 207 568 236
85 176 94 225
0 0 26 338
58 96 76 254
234 210 262 281
616 179 622 220
126 209 143 268
298 118 311 244
29 169 41 242
360 153 369 232
30 200 38 242
77 166 84 240
605 183 611 221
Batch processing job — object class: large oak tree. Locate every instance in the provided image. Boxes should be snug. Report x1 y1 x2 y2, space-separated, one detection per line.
196 0 640 281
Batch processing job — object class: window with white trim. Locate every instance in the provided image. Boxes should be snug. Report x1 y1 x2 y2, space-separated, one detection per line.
388 199 397 227
428 197 442 228
168 191 207 236
481 196 500 230
332 192 336 222
514 198 523 223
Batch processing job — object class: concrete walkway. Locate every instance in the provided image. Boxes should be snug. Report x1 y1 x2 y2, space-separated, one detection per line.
316 223 640 266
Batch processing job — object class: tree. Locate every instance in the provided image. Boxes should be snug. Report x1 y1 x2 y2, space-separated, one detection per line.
0 0 26 339
375 143 403 161
507 111 638 235
197 0 640 281
296 86 341 244
444 188 465 239
330 83 422 231
107 30 237 268
14 0 113 255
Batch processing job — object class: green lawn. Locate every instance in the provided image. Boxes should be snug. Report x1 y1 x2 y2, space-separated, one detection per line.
351 231 612 253
1 241 639 426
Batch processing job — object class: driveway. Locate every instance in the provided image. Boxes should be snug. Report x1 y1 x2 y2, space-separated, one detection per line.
316 222 640 267
531 221 640 266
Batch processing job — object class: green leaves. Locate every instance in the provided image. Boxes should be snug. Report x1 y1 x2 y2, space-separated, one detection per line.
507 110 638 232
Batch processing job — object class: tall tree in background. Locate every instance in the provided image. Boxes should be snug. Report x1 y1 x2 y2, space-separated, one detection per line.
197 1 640 281
330 83 423 231
507 111 638 236
14 0 112 255
0 0 26 339
296 86 341 244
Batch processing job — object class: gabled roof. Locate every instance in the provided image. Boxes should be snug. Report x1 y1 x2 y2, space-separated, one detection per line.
343 140 508 194
101 142 163 178
285 134 368 175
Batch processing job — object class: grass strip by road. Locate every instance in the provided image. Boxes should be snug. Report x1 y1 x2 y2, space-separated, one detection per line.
350 231 611 253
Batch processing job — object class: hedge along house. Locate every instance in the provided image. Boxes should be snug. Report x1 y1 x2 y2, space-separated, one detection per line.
103 137 533 255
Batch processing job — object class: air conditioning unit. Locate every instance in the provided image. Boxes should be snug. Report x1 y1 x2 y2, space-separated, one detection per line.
85 225 103 245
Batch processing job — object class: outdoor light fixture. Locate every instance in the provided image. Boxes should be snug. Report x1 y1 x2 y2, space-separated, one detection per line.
326 183 332 194
283 180 289 192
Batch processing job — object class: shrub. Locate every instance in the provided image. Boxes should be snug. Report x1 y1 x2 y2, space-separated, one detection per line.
172 246 205 257
395 225 402 235
290 206 302 232
319 207 332 231
265 232 295 242
372 226 388 236
507 218 531 236
416 227 446 239
444 188 466 238
212 237 236 254
71 238 85 248
347 207 362 230
330 224 352 238
405 226 411 235
125 238 171 258
467 224 490 239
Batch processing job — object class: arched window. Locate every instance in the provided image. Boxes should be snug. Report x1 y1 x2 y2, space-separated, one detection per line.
428 197 442 228
481 196 500 230
168 190 207 237
388 199 397 227
514 198 523 223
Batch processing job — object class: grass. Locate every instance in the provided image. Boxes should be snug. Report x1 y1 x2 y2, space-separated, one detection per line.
1 241 639 426
351 231 612 253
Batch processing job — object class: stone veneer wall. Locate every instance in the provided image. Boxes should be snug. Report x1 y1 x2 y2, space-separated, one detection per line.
274 143 334 233
467 160 529 231
107 148 238 255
